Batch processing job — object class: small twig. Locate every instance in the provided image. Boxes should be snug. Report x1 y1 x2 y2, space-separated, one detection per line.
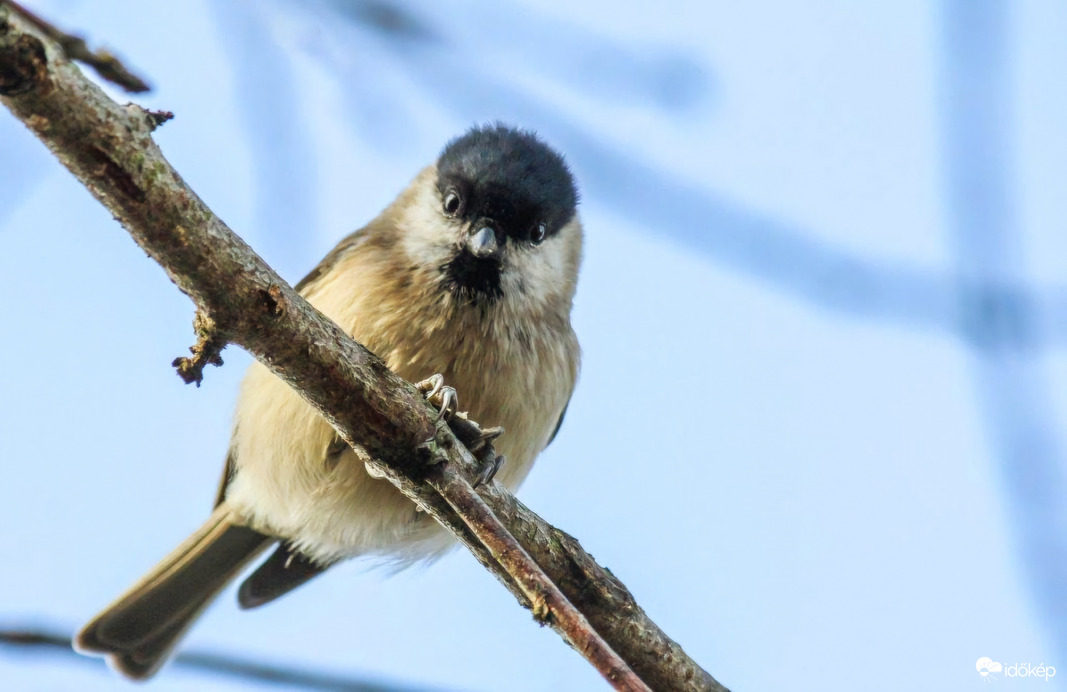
0 627 441 691
145 108 173 130
172 311 226 386
1 0 150 92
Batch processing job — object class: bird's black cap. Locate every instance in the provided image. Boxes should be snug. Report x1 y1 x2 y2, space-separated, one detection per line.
436 124 578 242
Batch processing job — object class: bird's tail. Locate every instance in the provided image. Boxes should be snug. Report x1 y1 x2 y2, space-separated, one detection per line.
74 504 273 680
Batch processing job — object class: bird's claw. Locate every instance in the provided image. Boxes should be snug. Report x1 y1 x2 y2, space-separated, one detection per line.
469 425 504 454
416 373 445 400
416 374 504 486
474 454 505 488
453 418 505 486
415 373 458 421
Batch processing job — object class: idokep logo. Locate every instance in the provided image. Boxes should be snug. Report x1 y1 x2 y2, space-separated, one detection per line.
977 657 1057 682
978 658 1003 677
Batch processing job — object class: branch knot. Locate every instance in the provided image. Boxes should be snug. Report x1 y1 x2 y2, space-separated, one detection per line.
0 33 49 96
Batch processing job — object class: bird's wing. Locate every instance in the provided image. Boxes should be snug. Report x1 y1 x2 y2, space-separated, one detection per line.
213 225 376 509
213 449 236 508
294 225 373 293
546 399 570 448
204 227 376 605
237 543 328 609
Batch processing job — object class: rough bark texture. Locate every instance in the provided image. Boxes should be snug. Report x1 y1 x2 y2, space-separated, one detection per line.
0 7 727 691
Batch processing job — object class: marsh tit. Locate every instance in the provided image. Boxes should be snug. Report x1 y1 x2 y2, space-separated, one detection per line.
75 124 582 679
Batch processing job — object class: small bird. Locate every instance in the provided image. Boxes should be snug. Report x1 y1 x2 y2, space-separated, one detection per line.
75 124 582 679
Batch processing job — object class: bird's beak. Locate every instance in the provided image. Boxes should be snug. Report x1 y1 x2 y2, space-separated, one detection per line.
467 225 501 259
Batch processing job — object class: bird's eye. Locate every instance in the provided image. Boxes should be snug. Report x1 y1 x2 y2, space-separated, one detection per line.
443 191 461 216
530 223 547 244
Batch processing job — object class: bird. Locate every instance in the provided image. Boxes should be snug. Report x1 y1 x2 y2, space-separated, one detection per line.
75 123 582 679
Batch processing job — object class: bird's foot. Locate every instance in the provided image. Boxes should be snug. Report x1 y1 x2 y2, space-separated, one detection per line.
466 424 504 454
415 373 458 421
461 421 505 487
474 453 505 488
415 374 505 487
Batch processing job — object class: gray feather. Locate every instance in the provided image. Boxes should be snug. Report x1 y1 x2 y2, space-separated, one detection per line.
75 505 272 680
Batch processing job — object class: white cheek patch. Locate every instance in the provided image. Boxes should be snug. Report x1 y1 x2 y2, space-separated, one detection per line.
501 216 582 311
398 167 456 270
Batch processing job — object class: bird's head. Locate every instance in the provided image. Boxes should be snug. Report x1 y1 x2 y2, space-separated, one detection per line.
397 124 582 313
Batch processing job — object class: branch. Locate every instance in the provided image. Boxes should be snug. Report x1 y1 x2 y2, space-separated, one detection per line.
0 626 443 691
433 464 643 688
0 7 727 691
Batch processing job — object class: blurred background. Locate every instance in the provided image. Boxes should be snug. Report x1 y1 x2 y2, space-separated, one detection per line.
1 0 1065 690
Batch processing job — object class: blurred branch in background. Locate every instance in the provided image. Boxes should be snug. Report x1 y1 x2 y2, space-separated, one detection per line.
6 0 1067 353
272 0 1067 349
0 626 442 691
315 0 709 110
939 0 1067 664
207 1 319 278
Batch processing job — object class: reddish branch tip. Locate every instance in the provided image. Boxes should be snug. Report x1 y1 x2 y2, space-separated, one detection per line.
146 108 173 130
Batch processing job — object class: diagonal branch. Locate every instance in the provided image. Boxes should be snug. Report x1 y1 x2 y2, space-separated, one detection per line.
431 463 646 689
0 6 727 691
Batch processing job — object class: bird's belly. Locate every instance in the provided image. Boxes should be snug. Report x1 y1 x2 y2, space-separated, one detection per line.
223 353 556 565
